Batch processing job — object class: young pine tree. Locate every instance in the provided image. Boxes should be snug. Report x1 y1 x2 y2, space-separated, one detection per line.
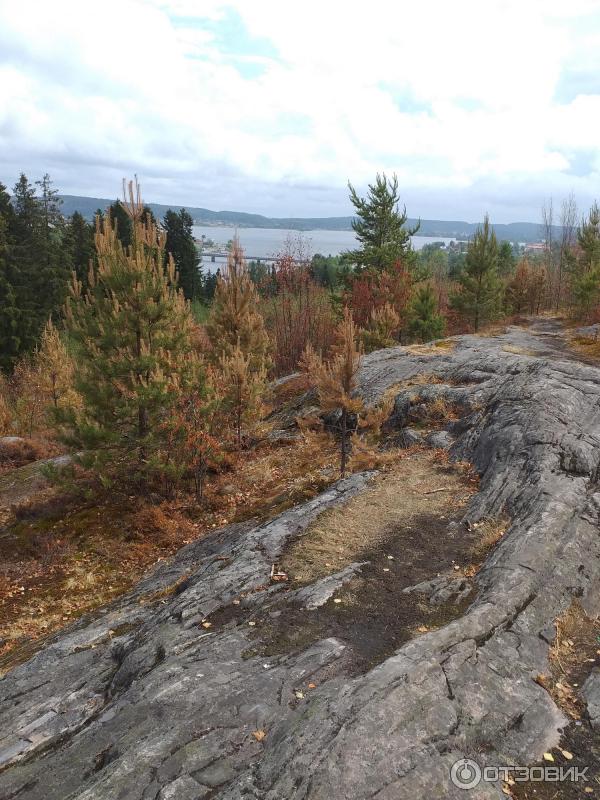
346 173 419 272
450 215 502 331
63 180 200 486
35 319 79 412
408 285 445 342
360 302 400 353
206 237 270 371
219 342 267 450
310 308 364 477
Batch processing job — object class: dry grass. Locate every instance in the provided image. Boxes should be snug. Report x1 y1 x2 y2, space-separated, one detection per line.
569 333 600 360
404 339 456 355
0 437 62 473
468 515 509 562
535 601 600 719
476 323 509 338
502 344 536 356
283 448 477 586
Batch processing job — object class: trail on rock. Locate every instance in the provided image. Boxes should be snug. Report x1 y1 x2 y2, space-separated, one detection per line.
1 320 600 800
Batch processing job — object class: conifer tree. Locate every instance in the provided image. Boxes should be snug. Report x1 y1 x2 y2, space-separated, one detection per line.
219 342 267 449
163 208 201 300
309 308 364 477
450 215 502 331
360 302 400 352
36 319 79 411
67 211 95 285
0 188 21 371
63 180 200 486
577 202 600 272
346 173 419 272
206 237 270 371
408 285 445 342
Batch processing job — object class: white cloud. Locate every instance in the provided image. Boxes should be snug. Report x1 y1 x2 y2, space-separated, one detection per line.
1 0 599 220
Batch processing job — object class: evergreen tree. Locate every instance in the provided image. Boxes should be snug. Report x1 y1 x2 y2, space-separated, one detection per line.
497 240 516 276
63 180 200 486
67 211 95 285
163 208 201 300
450 215 502 331
309 308 364 477
408 285 445 342
219 342 266 449
360 303 400 353
35 174 71 318
0 183 20 371
108 200 133 248
577 202 600 272
206 238 270 371
346 173 419 272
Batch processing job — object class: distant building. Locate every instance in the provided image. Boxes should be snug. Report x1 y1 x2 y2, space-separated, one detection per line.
524 242 546 253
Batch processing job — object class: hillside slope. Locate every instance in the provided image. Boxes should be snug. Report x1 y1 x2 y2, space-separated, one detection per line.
1 320 599 799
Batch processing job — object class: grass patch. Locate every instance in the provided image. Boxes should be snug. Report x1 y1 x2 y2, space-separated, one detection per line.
502 344 536 356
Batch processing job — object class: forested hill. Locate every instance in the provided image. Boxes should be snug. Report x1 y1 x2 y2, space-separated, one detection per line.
57 193 547 241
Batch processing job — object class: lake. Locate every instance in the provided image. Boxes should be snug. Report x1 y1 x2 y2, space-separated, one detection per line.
192 225 460 270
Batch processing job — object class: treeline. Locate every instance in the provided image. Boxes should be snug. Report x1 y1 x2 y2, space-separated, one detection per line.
2 172 600 496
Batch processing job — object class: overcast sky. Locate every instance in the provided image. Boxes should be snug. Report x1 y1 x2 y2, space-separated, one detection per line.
1 0 600 223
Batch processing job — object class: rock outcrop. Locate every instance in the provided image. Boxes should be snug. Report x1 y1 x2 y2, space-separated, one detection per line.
1 320 600 799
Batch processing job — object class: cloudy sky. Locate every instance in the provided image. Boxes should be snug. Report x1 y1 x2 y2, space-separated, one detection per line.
1 0 599 222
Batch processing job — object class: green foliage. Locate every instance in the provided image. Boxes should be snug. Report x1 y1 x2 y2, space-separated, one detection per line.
63 181 201 487
408 285 445 342
163 208 202 300
206 238 270 372
577 203 600 272
66 211 95 286
450 215 502 331
346 173 419 272
1 174 71 369
497 241 516 276
310 253 346 289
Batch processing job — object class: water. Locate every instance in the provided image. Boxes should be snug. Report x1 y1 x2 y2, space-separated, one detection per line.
192 225 459 271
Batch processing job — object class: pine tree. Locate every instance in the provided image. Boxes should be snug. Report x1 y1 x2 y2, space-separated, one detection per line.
67 211 95 285
0 186 21 371
450 215 502 331
360 302 400 353
206 237 270 371
219 342 266 449
309 308 364 477
35 174 71 323
577 203 600 273
408 285 445 342
35 319 79 412
63 180 200 486
163 208 201 300
346 173 419 272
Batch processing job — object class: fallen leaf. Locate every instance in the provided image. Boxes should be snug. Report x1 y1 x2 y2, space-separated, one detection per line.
294 690 304 699
308 682 316 689
248 621 256 626
417 625 428 633
201 622 212 629
543 752 554 762
252 729 266 742
333 598 342 604
560 749 573 760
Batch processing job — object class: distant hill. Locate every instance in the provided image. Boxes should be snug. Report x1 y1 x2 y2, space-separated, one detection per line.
57 194 548 243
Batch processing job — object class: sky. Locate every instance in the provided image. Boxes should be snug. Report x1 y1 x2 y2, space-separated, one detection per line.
1 0 600 223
